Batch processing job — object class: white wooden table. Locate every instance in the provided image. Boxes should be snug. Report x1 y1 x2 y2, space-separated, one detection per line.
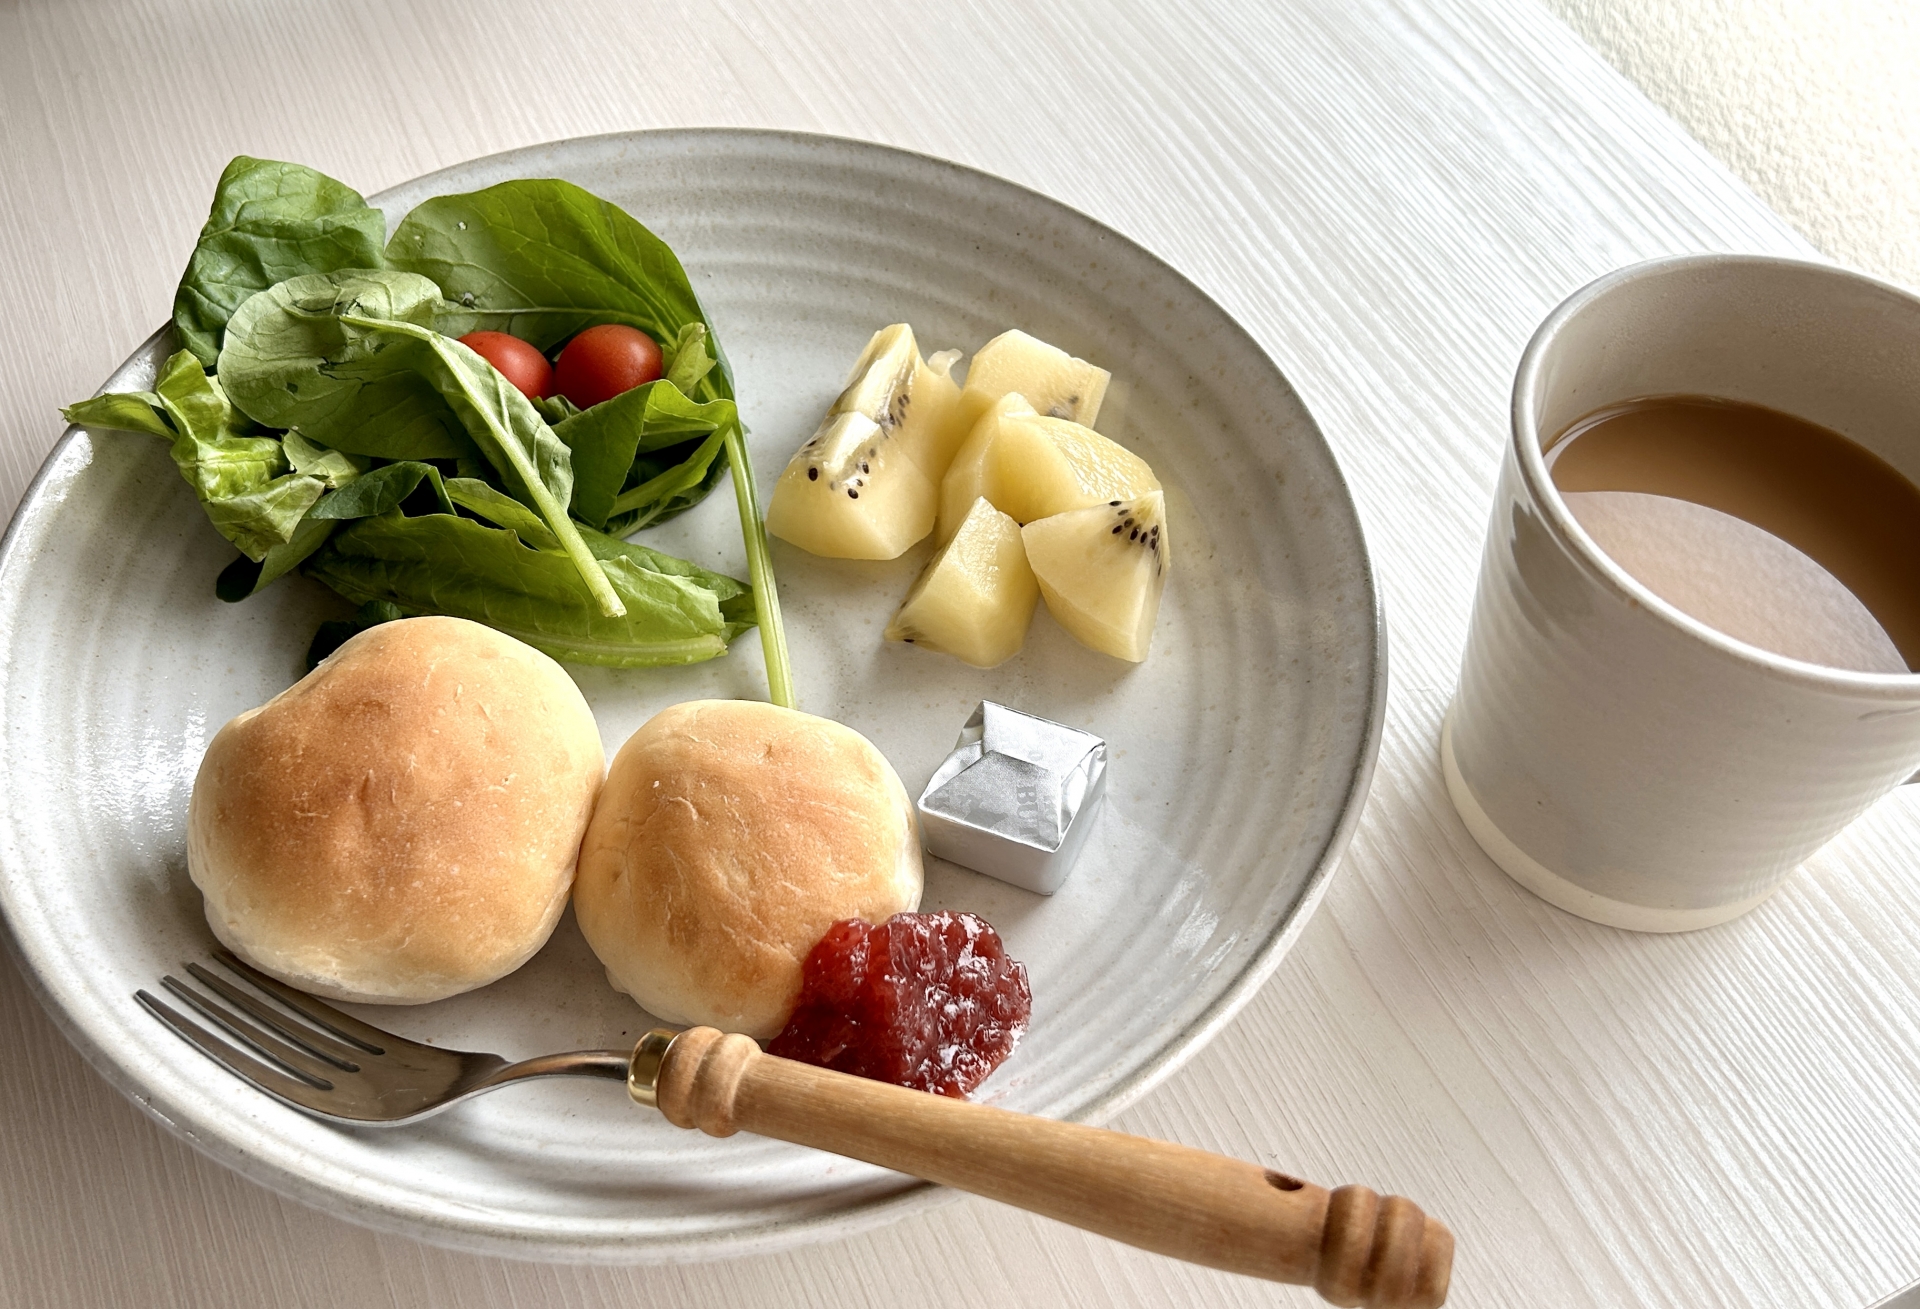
3 1 1915 1305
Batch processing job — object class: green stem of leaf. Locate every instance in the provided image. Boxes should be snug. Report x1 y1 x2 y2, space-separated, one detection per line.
724 420 793 709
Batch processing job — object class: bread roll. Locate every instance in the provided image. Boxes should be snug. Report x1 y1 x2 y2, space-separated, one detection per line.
187 616 604 1004
575 700 923 1038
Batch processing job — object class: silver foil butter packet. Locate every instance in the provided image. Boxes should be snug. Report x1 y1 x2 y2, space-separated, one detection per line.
916 702 1108 895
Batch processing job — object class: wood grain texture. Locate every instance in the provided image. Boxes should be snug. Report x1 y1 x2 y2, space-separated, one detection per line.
650 1027 1452 1305
1 0 1916 1306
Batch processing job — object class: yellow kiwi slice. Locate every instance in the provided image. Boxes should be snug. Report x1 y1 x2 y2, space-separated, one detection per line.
885 497 1039 667
937 394 1159 542
1022 491 1169 662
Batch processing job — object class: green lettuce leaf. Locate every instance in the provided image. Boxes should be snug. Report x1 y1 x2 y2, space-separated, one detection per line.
386 178 733 401
332 321 621 614
172 156 388 368
213 430 370 601
61 391 173 438
67 350 324 561
305 510 740 667
281 429 368 487
660 322 718 397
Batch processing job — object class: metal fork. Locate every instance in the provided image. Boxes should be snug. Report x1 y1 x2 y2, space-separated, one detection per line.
136 949 632 1123
144 948 637 1120
138 952 1453 1309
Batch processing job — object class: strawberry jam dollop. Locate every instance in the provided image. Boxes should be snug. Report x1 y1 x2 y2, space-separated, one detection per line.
768 910 1031 1097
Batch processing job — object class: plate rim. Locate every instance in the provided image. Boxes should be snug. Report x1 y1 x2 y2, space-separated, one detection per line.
0 125 1387 1261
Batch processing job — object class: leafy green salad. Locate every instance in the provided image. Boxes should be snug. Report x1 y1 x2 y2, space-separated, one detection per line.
65 156 791 704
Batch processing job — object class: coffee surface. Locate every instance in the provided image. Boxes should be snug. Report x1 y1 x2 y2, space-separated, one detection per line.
1547 396 1920 673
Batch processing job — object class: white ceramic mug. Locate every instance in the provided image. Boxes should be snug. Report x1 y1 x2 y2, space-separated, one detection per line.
1444 254 1920 932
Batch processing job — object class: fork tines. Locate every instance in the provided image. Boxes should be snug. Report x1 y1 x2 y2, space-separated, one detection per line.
135 950 385 1106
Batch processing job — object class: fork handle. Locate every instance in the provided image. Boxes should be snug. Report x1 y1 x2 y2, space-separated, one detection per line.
643 1027 1452 1308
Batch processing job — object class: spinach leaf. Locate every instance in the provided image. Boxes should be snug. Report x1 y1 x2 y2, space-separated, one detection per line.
216 515 338 600
386 179 733 401
305 511 737 667
329 319 622 615
550 379 735 527
307 461 451 519
306 599 404 670
604 428 728 535
443 477 561 549
575 522 755 642
173 157 388 368
220 270 624 616
259 515 336 585
383 180 791 698
532 394 582 425
218 270 473 460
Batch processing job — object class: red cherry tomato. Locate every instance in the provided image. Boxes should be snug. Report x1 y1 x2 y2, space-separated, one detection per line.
458 331 554 401
555 324 663 410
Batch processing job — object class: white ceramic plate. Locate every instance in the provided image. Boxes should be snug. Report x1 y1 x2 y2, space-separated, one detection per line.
0 130 1382 1261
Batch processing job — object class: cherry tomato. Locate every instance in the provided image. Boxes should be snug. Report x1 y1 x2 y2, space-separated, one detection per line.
458 331 553 401
555 324 663 410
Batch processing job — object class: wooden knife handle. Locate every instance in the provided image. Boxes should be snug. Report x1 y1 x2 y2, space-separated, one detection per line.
642 1027 1452 1308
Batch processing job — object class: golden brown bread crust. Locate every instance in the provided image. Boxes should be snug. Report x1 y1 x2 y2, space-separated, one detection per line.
187 616 605 1004
574 700 922 1038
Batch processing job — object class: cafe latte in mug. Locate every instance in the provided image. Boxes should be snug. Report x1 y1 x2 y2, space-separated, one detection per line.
1445 256 1920 932
1548 395 1920 677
